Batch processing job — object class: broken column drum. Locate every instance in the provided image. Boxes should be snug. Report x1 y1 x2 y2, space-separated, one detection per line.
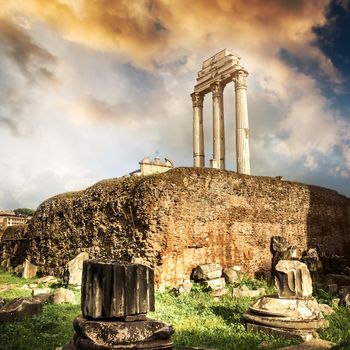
81 260 155 319
191 49 251 174
63 260 174 350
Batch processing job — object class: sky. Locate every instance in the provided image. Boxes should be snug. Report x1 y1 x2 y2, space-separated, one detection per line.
0 0 349 209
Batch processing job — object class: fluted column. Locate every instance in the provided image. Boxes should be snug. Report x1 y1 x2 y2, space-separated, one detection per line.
211 81 225 169
234 70 250 175
191 92 205 167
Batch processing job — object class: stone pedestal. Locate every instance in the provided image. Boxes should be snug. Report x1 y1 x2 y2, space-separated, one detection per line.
62 261 173 350
244 260 328 341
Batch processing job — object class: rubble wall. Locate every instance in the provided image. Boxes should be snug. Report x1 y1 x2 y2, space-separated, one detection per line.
1 168 349 287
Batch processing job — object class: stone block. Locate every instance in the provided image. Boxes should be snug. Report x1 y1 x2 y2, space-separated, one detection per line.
22 260 38 279
32 288 51 296
73 316 174 347
340 293 350 307
37 275 59 285
339 285 350 296
203 277 225 291
223 266 243 284
81 261 155 319
318 304 335 316
51 288 76 304
191 263 222 281
210 287 228 297
175 279 192 295
325 284 338 294
14 264 24 277
0 297 42 322
275 260 313 299
271 236 289 253
232 285 262 298
68 252 89 286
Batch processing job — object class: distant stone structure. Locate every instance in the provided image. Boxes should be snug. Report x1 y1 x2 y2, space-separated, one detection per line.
1 168 349 288
192 49 250 174
0 211 28 229
130 156 173 176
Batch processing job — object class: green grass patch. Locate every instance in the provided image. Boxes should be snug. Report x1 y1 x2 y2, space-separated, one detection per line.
0 271 349 349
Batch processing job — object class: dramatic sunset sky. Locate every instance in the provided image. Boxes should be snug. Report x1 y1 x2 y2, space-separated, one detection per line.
0 0 349 209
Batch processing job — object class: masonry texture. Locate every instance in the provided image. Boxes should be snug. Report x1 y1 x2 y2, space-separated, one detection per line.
1 168 349 288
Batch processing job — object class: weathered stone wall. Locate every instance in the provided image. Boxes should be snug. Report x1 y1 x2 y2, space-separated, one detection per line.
1 168 349 287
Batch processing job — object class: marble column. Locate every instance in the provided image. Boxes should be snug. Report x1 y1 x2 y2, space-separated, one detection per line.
191 92 205 167
211 81 225 169
234 70 250 175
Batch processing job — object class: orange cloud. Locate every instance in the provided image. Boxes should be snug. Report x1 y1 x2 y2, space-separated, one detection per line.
1 0 331 70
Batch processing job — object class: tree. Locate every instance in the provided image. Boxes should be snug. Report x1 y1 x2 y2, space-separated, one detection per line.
14 208 35 216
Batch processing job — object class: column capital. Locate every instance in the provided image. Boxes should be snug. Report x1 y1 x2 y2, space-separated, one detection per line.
233 69 248 90
210 80 224 98
191 92 204 107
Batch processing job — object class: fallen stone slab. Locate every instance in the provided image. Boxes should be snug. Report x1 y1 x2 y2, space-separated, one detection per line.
277 338 334 350
73 316 174 346
0 297 42 322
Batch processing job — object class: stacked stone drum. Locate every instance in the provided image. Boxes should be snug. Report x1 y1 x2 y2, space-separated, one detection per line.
63 261 174 350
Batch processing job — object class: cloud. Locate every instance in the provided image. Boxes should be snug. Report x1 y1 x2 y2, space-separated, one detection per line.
0 17 57 83
0 0 349 210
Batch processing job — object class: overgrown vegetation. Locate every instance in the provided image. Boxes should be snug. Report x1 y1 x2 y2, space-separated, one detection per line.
0 271 349 350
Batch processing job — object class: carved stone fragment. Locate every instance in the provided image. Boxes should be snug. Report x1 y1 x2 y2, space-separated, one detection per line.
275 260 313 299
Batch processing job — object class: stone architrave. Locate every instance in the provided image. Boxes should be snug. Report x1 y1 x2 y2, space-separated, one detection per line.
68 252 89 286
275 260 313 299
81 260 155 319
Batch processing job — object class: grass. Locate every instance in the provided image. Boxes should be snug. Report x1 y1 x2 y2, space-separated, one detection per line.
0 271 349 350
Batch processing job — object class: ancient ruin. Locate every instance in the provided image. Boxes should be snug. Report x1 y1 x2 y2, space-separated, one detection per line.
62 261 174 350
192 49 250 174
244 260 329 341
1 167 349 288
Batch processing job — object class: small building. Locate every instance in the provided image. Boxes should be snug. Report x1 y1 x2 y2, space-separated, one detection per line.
0 211 29 229
130 156 174 176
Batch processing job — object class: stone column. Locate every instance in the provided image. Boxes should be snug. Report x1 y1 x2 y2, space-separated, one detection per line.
211 81 225 169
234 70 250 175
191 92 205 167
